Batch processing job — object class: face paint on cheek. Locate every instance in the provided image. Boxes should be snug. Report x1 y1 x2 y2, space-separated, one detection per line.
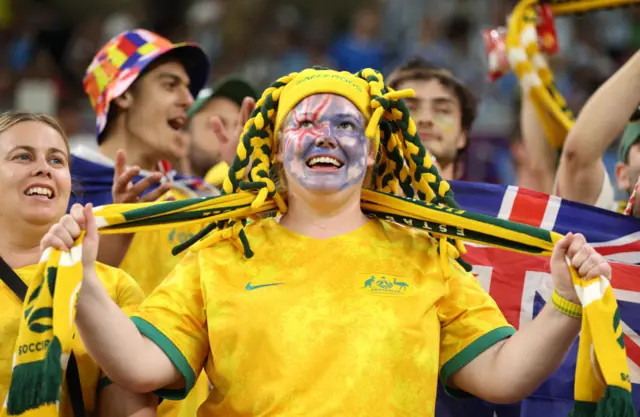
339 136 358 148
433 114 455 134
281 96 333 184
287 155 305 178
283 129 322 184
337 130 369 190
282 96 331 155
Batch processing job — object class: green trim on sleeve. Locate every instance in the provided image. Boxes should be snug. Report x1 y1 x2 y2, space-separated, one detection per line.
440 325 516 398
131 316 196 400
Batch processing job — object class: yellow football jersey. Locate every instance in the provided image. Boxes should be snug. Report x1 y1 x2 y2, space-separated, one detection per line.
118 186 211 416
133 217 515 416
0 262 143 414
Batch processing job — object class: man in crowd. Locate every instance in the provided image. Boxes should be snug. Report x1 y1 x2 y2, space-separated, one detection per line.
183 76 257 187
72 28 212 417
386 56 477 181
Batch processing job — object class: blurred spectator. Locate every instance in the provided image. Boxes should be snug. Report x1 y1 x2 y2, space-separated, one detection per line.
63 17 103 87
9 19 36 72
330 5 387 73
57 99 95 149
186 0 224 61
406 14 486 97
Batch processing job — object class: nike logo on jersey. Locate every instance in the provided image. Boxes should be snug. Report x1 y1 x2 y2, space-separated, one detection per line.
245 282 284 291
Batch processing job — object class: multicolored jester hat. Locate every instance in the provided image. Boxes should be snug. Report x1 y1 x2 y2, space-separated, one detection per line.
5 67 635 416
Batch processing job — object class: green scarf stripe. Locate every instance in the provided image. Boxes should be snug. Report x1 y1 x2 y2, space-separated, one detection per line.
172 221 220 256
239 181 269 191
27 308 54 329
117 205 246 227
104 204 254 231
28 276 44 304
460 208 552 243
120 197 214 221
380 124 406 190
227 120 257 192
365 191 553 243
365 210 547 255
46 267 56 297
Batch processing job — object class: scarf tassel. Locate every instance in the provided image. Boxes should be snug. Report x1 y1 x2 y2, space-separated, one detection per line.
6 336 62 415
569 386 635 417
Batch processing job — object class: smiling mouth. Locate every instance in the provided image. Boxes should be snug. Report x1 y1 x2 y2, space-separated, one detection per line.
24 186 54 199
167 116 187 132
305 155 345 169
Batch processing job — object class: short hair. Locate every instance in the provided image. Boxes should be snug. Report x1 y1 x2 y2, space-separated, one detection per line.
386 57 478 134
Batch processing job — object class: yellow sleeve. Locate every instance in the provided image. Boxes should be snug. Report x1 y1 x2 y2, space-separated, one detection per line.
438 261 515 398
113 267 145 314
131 252 209 401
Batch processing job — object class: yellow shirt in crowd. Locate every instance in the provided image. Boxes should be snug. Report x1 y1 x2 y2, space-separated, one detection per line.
118 186 212 416
132 217 515 416
0 263 143 415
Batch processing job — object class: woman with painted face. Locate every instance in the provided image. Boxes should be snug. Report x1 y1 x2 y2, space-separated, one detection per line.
42 69 612 416
0 111 157 416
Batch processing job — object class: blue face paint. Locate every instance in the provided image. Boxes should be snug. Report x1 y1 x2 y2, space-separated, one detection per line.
281 94 369 193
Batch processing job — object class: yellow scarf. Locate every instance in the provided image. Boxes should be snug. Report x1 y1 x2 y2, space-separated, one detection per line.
572 266 633 416
4 244 83 416
3 189 634 416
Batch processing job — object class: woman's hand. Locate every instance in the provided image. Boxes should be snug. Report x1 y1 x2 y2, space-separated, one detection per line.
40 203 99 268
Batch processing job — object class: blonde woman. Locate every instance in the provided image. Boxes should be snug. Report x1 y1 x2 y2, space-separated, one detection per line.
0 111 156 416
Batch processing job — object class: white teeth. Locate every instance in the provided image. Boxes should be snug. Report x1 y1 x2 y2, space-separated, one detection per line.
25 187 52 198
308 156 342 167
